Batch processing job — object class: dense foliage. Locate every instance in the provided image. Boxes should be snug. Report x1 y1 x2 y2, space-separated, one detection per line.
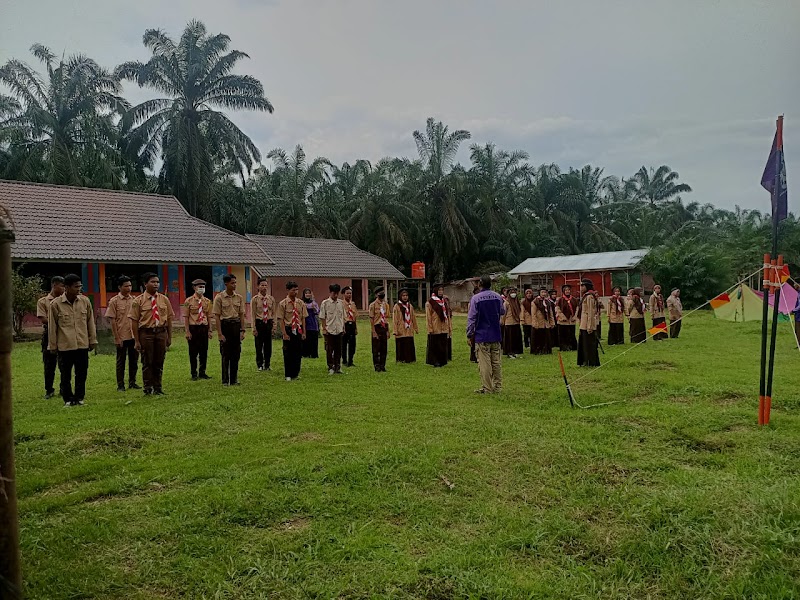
11 266 42 338
1 21 795 295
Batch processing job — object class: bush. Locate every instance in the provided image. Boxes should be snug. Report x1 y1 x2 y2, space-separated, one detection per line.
11 266 42 338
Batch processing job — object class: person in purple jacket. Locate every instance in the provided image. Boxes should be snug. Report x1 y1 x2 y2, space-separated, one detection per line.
467 275 505 394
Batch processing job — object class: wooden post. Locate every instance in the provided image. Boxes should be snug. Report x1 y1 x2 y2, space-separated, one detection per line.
0 206 21 598
177 265 186 304
161 264 169 297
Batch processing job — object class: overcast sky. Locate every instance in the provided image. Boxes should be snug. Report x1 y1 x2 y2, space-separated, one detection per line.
2 0 798 212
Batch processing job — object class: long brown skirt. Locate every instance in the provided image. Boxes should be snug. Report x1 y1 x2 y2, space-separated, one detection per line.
608 322 625 345
395 337 416 363
630 318 646 343
531 327 552 355
558 324 577 351
502 325 523 356
577 330 600 366
426 333 449 366
652 316 668 340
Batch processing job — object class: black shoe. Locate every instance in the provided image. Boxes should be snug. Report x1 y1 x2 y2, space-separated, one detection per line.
153 389 165 396
117 386 126 392
143 388 153 395
231 382 241 386
44 391 54 399
129 383 141 390
191 375 198 381
222 382 230 387
198 373 211 380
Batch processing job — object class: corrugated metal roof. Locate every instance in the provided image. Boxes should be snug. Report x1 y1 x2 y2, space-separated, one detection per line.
247 234 404 279
509 249 649 276
0 180 274 266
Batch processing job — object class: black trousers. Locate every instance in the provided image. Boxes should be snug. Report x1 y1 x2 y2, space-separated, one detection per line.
523 324 532 348
325 333 343 371
302 331 320 358
283 327 303 379
577 330 600 367
372 325 389 369
188 324 209 376
342 321 357 366
220 319 242 384
59 349 89 403
140 328 168 391
115 338 139 387
41 326 58 394
670 319 682 339
254 319 273 368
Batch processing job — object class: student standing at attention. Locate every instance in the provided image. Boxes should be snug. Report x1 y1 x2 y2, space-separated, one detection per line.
213 274 246 386
48 274 97 406
393 287 419 363
341 286 359 367
606 286 626 346
302 288 320 359
183 278 213 381
251 277 275 371
276 281 307 381
105 275 140 391
129 272 174 396
37 275 64 398
501 286 523 358
319 283 347 375
426 284 451 368
369 286 391 372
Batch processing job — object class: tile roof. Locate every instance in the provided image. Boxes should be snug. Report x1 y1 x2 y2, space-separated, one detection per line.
247 234 404 279
509 249 650 276
0 180 274 266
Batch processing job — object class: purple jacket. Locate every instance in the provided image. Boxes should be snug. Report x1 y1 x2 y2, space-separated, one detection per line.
467 289 505 343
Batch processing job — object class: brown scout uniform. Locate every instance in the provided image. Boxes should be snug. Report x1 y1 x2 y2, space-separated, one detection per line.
251 292 276 370
49 294 97 403
106 293 137 389
183 293 212 378
213 291 246 385
37 292 59 395
129 292 174 393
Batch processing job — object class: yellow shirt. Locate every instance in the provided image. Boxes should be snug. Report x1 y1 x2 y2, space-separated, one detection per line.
48 295 97 351
105 293 135 341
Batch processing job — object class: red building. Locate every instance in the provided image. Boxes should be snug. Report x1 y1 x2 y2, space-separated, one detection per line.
508 249 652 298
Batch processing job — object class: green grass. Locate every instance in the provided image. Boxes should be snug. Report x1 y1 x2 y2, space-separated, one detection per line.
11 313 800 599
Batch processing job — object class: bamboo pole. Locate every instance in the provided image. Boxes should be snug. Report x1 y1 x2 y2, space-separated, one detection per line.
0 205 21 598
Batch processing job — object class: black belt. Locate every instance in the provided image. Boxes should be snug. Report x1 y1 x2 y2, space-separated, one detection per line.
142 327 167 333
222 319 241 323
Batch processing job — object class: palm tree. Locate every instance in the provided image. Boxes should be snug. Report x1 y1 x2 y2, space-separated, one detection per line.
0 44 128 185
411 118 474 281
116 20 273 217
631 165 692 206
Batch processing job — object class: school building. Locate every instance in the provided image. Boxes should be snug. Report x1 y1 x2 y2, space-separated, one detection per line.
247 234 405 310
508 249 653 297
2 180 406 325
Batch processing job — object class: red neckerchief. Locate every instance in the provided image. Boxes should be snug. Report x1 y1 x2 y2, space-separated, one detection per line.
613 295 624 314
431 294 449 321
399 301 412 328
557 294 574 319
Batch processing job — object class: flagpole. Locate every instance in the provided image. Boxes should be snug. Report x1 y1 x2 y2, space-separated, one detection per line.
758 252 770 424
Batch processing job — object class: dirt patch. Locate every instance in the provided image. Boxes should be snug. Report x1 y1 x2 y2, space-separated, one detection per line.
65 428 159 456
277 516 312 532
630 359 678 371
668 429 735 453
713 390 747 405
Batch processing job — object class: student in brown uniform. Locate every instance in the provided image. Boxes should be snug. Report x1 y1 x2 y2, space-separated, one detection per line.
183 279 213 380
577 279 600 367
37 275 64 398
426 284 451 367
667 288 683 339
319 283 347 374
129 272 174 396
341 286 358 367
649 284 668 340
555 284 579 351
251 277 275 371
547 289 559 349
213 274 246 386
606 286 626 345
276 281 308 381
501 286 524 358
531 287 555 355
48 274 97 406
628 287 647 344
393 287 419 363
521 288 534 349
105 275 140 391
368 286 391 371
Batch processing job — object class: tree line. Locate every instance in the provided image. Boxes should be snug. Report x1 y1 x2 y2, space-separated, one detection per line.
1 20 796 307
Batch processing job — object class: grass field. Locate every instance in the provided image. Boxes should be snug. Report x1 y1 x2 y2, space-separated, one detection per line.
10 312 800 599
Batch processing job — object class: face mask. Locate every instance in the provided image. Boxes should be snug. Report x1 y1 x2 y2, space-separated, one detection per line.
510 293 517 299
196 287 205 295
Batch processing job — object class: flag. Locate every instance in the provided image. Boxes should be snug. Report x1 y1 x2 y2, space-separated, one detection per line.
648 322 668 336
761 116 788 222
779 264 791 284
710 293 731 309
